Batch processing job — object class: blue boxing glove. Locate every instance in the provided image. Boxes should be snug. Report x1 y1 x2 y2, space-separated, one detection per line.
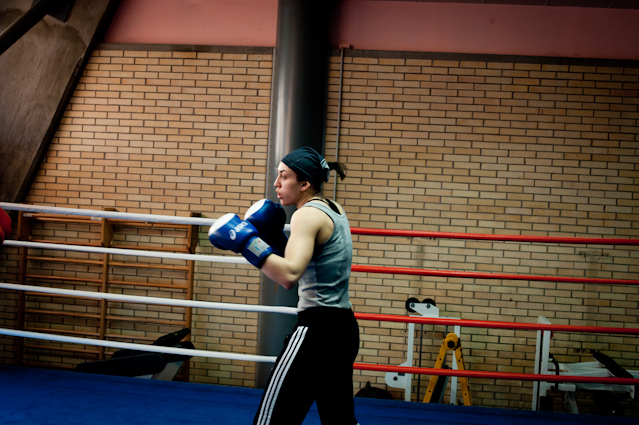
208 213 273 268
244 199 288 257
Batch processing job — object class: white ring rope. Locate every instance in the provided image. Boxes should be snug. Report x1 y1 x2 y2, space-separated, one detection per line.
0 202 215 227
3 240 251 265
0 282 299 316
0 202 292 231
0 328 277 364
0 202 299 367
0 282 297 364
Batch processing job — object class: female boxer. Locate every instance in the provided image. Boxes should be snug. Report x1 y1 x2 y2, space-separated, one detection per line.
255 147 360 425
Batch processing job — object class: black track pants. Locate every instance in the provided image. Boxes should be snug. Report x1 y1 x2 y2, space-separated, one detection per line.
253 307 360 425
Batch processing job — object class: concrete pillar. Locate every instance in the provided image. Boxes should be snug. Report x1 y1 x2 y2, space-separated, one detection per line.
255 0 335 387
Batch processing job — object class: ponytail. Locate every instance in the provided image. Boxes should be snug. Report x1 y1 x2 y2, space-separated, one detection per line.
328 162 347 180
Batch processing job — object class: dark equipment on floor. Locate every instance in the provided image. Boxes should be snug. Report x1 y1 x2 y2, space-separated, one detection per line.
76 328 193 380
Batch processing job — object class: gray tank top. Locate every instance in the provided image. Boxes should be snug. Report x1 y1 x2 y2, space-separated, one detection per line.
297 200 353 310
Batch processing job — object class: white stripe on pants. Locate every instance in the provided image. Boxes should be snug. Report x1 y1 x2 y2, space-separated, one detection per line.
256 326 308 425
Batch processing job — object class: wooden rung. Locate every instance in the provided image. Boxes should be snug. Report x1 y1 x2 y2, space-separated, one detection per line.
25 213 99 223
23 327 101 338
27 239 102 248
24 309 102 320
27 274 103 284
105 334 156 342
108 261 189 271
22 343 101 355
107 280 189 290
109 244 191 254
106 315 187 326
29 217 98 225
106 219 191 230
27 256 104 266
23 291 102 302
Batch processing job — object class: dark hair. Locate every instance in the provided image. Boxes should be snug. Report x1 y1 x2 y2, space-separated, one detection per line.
308 161 346 192
328 161 347 180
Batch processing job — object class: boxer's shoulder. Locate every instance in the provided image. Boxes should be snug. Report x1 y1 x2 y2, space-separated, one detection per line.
292 202 335 245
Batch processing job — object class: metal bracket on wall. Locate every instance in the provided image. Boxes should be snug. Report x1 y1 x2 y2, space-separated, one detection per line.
578 249 611 263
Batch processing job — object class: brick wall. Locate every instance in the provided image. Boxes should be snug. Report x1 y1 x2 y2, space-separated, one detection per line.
1 46 638 411
323 53 639 408
0 46 273 386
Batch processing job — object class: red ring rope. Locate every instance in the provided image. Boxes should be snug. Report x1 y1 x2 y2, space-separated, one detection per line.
351 264 639 286
350 227 639 245
353 363 639 385
353 313 639 335
352 314 639 386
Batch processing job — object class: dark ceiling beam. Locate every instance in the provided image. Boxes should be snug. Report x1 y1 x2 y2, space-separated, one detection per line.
0 0 121 205
0 0 75 56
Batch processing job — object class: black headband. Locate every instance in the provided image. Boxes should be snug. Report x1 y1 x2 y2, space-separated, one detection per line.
281 147 330 187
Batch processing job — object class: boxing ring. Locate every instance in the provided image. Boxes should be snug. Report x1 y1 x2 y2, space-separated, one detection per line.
0 202 638 423
1 364 635 425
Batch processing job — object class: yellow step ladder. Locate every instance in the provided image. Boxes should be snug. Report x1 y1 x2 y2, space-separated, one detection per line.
422 333 472 406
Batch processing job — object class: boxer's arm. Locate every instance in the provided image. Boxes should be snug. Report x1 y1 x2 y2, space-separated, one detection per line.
259 207 323 289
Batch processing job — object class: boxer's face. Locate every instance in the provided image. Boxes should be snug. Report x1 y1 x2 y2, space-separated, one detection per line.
274 162 306 206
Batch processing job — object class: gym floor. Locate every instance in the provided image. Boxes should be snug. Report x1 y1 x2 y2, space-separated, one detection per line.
1 365 634 425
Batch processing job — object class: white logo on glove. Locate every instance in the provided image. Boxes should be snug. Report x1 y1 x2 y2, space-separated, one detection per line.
229 230 236 240
233 221 249 233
